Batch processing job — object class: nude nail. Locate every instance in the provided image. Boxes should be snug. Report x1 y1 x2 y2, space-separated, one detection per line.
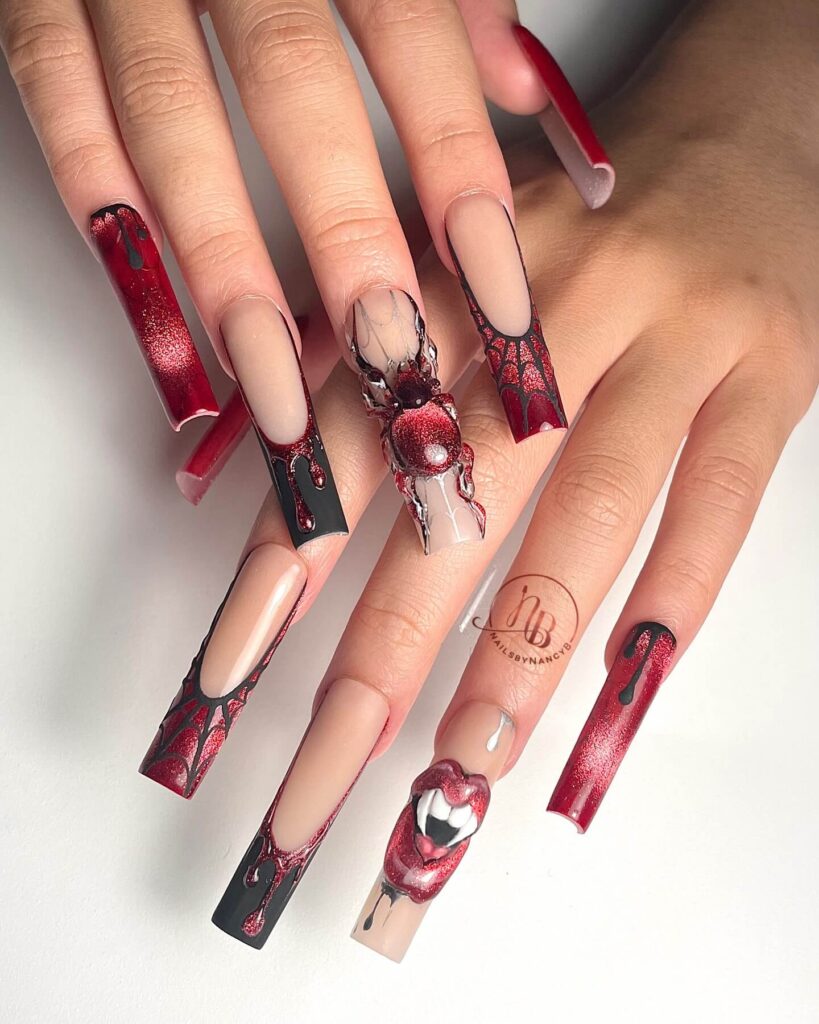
221 296 347 547
351 702 514 962
199 545 306 698
213 678 389 947
446 193 567 442
138 543 306 799
348 288 485 555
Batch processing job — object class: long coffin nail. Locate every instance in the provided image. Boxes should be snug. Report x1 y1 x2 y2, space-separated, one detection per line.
212 678 389 947
89 204 218 430
548 622 677 831
348 288 485 554
352 702 514 962
139 543 306 798
445 194 567 443
513 25 615 210
221 297 347 548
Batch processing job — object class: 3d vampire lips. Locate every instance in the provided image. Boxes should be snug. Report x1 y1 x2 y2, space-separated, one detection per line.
385 759 491 904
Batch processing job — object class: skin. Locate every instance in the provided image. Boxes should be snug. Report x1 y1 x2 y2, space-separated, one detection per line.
0 0 520 374
2 0 816 841
237 0 819 785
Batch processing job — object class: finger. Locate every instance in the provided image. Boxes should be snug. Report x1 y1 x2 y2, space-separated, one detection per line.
0 0 218 428
206 1 485 551
207 0 420 337
455 0 549 113
338 0 565 442
208 282 662 948
350 332 729 960
547 354 815 832
137 281 491 798
85 0 351 547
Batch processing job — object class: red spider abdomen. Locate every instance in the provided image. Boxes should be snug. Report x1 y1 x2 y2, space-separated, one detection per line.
390 403 460 476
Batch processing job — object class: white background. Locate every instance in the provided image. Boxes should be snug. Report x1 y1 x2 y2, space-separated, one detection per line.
1 2 817 1022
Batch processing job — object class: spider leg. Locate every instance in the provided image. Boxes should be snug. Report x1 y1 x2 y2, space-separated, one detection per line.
393 465 431 556
453 443 486 537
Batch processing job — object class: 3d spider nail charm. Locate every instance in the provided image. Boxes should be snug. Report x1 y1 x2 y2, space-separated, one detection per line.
350 289 485 555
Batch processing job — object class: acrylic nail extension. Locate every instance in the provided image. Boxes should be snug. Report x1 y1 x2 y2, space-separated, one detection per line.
352 702 514 962
139 544 306 799
513 26 615 210
445 194 567 443
176 387 252 505
349 289 485 555
89 205 218 430
212 678 389 947
221 297 347 548
548 622 677 832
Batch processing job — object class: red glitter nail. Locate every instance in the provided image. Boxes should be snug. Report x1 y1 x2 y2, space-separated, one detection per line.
548 622 677 831
89 204 218 430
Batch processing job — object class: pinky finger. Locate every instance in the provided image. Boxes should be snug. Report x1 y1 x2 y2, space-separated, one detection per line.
549 356 814 831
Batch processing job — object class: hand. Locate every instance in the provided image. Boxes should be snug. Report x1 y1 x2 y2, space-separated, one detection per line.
0 0 542 513
203 0 818 957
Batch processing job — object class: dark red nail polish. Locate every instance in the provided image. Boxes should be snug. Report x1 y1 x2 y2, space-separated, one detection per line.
513 25 615 210
548 622 677 831
176 388 251 505
89 205 218 430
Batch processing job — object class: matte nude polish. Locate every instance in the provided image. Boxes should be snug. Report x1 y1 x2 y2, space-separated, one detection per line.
445 193 567 443
221 297 347 548
213 678 389 946
89 204 218 429
139 544 306 798
548 622 677 831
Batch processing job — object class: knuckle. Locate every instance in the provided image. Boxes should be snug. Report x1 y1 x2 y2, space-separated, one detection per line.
49 134 117 189
308 207 397 266
651 551 716 610
353 587 437 655
551 452 645 539
234 3 345 95
3 15 87 90
677 451 762 520
114 49 211 129
364 0 444 31
180 220 258 279
417 119 493 168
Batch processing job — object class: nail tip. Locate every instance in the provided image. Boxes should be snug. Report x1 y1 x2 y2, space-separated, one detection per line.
546 803 589 833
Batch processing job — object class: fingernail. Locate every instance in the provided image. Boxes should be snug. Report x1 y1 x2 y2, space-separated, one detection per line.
176 387 252 505
139 543 307 798
221 297 347 548
548 622 677 831
89 204 219 430
445 193 567 442
348 288 486 555
351 702 514 962
212 678 388 947
512 26 615 210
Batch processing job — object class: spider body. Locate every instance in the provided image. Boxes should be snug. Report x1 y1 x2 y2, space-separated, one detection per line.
351 320 485 554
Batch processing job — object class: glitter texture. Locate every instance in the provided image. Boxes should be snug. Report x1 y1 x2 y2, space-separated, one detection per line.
548 622 677 831
382 759 490 904
138 567 305 799
89 205 217 430
449 224 567 442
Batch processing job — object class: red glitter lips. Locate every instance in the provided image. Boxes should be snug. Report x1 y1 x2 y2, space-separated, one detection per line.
548 622 677 831
89 204 217 430
384 759 490 903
